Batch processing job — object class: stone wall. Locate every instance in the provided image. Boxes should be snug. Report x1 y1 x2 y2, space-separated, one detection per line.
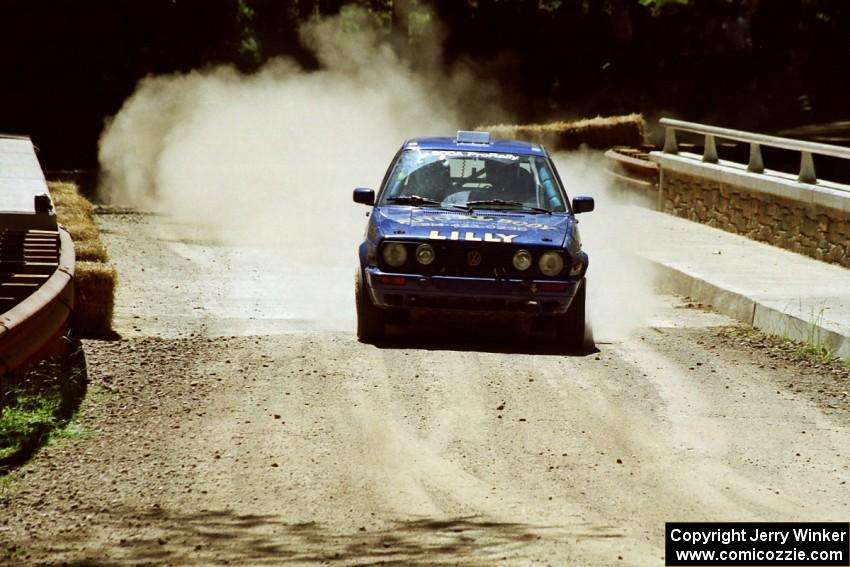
645 154 850 269
661 169 850 266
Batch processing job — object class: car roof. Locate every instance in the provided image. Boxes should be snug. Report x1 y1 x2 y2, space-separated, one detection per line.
403 136 548 157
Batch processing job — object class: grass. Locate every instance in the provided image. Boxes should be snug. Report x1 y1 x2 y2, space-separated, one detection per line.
48 180 116 336
722 325 850 370
774 300 842 366
0 395 58 461
794 342 837 365
479 114 646 151
801 302 831 361
0 339 88 474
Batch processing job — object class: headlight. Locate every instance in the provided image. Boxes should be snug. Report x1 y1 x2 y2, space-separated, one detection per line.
539 252 564 276
512 249 532 271
382 242 407 267
415 243 435 265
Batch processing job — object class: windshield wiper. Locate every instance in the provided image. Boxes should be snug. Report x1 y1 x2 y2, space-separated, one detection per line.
467 199 523 208
386 195 441 206
521 206 553 214
467 199 552 214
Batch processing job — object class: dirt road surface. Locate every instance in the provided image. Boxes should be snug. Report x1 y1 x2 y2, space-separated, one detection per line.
1 211 848 565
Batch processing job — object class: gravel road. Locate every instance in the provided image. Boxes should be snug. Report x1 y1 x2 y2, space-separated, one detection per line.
1 211 848 566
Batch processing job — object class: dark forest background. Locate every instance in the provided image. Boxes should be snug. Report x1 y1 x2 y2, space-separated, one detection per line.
1 0 849 169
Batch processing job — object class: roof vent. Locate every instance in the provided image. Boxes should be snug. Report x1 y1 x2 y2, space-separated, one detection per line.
456 130 491 144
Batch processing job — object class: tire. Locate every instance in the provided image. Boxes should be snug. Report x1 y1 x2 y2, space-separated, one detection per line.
555 278 587 350
355 271 384 343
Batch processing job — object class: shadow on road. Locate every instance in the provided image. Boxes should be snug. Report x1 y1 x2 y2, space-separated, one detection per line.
44 508 606 565
372 315 598 357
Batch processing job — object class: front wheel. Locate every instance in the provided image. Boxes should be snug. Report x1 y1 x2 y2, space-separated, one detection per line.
355 271 384 343
555 278 590 350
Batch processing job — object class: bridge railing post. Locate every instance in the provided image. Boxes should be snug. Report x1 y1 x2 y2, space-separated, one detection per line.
747 143 764 174
663 128 678 154
798 152 817 184
703 134 718 163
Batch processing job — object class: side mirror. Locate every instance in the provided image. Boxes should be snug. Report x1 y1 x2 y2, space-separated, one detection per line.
572 196 594 214
353 187 375 206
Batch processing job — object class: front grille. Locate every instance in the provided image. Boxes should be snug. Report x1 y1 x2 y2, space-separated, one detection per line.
379 240 568 279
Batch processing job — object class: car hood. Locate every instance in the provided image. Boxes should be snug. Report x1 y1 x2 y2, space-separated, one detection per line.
374 206 574 247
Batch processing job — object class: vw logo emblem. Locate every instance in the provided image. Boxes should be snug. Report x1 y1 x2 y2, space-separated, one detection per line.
466 250 482 267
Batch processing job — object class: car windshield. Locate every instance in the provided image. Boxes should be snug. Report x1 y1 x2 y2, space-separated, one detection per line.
380 149 567 212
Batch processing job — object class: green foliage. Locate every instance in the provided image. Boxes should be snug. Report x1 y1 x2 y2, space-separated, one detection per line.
405 1 434 41
339 3 388 35
538 0 563 13
237 0 262 65
637 0 693 11
637 0 691 6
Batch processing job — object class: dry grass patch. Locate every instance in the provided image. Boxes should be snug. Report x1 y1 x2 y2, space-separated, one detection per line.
48 181 115 336
480 114 646 151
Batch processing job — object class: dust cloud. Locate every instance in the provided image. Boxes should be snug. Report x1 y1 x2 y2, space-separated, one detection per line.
98 11 477 329
553 151 661 341
98 8 657 338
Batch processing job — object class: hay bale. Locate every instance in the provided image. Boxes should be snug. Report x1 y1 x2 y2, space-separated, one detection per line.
47 181 116 337
480 114 646 151
74 240 109 263
49 182 101 242
49 181 95 219
60 218 101 243
70 261 117 337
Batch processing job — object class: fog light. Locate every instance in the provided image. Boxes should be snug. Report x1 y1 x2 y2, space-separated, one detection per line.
539 252 564 276
415 243 435 265
382 242 407 267
512 249 532 271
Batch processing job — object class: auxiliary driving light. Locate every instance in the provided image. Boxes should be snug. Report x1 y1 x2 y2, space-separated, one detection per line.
415 243 436 265
382 242 408 267
512 249 532 271
539 252 564 276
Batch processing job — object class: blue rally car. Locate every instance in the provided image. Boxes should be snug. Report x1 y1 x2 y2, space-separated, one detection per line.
353 131 594 347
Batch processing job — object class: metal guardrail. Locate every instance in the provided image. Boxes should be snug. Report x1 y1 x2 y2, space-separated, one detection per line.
660 118 850 185
0 227 74 376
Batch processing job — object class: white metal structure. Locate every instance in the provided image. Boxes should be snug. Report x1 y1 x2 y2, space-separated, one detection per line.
660 117 850 186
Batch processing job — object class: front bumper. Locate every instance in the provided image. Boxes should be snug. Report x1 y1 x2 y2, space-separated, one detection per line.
364 267 580 314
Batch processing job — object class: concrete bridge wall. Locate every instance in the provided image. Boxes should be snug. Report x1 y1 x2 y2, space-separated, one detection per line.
649 152 850 268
